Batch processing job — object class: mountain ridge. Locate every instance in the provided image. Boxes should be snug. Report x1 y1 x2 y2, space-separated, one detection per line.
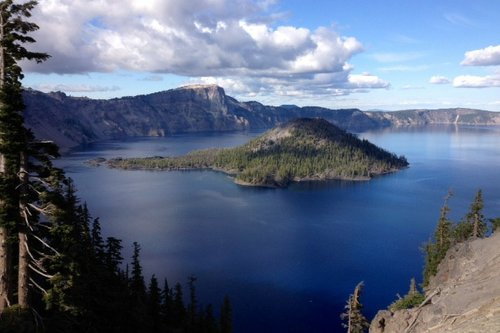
22 85 500 151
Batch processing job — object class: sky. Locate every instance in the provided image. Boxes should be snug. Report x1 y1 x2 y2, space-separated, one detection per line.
20 0 500 111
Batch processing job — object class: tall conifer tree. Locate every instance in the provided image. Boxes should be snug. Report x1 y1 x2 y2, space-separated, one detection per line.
340 282 369 333
0 0 49 311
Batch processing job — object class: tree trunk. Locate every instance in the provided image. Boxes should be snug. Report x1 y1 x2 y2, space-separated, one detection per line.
0 7 9 313
0 227 10 311
17 151 29 308
17 231 28 307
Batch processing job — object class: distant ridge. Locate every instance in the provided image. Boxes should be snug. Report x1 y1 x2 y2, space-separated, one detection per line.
22 85 500 151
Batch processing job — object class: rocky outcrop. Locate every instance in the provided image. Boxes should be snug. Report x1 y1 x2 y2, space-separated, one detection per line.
23 85 500 152
369 232 500 333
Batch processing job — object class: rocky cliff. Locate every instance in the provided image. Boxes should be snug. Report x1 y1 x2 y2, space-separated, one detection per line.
369 232 500 333
23 84 500 151
366 108 500 127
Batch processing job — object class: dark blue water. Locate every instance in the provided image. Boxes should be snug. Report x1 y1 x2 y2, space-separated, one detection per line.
56 126 500 333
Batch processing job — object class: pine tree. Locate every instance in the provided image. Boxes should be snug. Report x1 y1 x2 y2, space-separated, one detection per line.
220 295 232 333
434 191 453 257
455 189 486 241
0 0 49 312
130 241 146 302
161 278 173 327
105 236 123 273
172 282 186 328
187 275 198 331
340 282 369 333
467 189 486 238
423 192 454 287
148 274 162 332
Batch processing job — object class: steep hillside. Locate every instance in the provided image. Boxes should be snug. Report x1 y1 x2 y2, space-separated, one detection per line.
370 232 500 333
366 108 500 127
107 118 408 187
23 85 500 152
23 85 368 151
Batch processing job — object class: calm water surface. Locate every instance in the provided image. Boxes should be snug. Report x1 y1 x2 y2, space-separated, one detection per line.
56 126 500 333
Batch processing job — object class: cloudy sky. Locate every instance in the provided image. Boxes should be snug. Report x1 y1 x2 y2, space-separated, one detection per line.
21 0 500 110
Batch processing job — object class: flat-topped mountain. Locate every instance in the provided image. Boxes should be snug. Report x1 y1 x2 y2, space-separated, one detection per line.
107 118 409 187
23 85 500 151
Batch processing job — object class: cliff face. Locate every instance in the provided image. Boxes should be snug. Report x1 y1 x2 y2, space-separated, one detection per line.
366 108 500 127
23 85 369 151
370 232 500 333
23 85 500 151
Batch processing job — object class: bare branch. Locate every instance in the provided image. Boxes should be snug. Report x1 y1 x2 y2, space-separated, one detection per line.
24 241 50 273
29 277 48 295
31 234 60 255
21 208 34 231
29 264 54 279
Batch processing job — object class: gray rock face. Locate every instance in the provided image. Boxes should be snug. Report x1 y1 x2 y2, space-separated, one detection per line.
369 232 500 333
23 85 500 152
366 108 500 127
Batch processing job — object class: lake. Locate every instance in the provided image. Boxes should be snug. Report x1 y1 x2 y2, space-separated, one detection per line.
56 125 500 333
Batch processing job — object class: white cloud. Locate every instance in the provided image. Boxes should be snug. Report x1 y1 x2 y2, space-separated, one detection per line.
378 65 429 72
22 0 385 98
461 45 500 66
371 52 425 63
347 73 390 89
444 13 476 27
429 76 451 84
453 74 500 88
32 83 121 93
141 75 164 82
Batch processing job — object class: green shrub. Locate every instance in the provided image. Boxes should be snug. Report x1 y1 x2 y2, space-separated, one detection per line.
389 292 425 311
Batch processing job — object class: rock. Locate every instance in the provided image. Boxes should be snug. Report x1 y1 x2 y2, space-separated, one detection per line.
23 85 500 152
369 232 500 332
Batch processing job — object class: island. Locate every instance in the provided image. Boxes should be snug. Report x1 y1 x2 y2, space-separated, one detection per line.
107 118 409 187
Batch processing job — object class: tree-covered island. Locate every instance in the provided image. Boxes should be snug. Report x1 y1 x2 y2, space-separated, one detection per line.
107 118 409 187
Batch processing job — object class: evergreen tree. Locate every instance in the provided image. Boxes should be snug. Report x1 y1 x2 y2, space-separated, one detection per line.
91 217 105 260
105 236 123 273
130 241 146 300
220 295 232 333
423 192 454 286
455 190 486 241
172 282 186 328
161 278 173 327
490 217 500 233
389 278 425 311
148 274 162 332
434 191 453 257
203 304 218 333
0 0 49 312
340 282 369 333
187 275 198 331
467 189 486 238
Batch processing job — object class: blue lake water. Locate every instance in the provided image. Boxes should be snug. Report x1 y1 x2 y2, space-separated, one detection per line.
56 125 500 333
